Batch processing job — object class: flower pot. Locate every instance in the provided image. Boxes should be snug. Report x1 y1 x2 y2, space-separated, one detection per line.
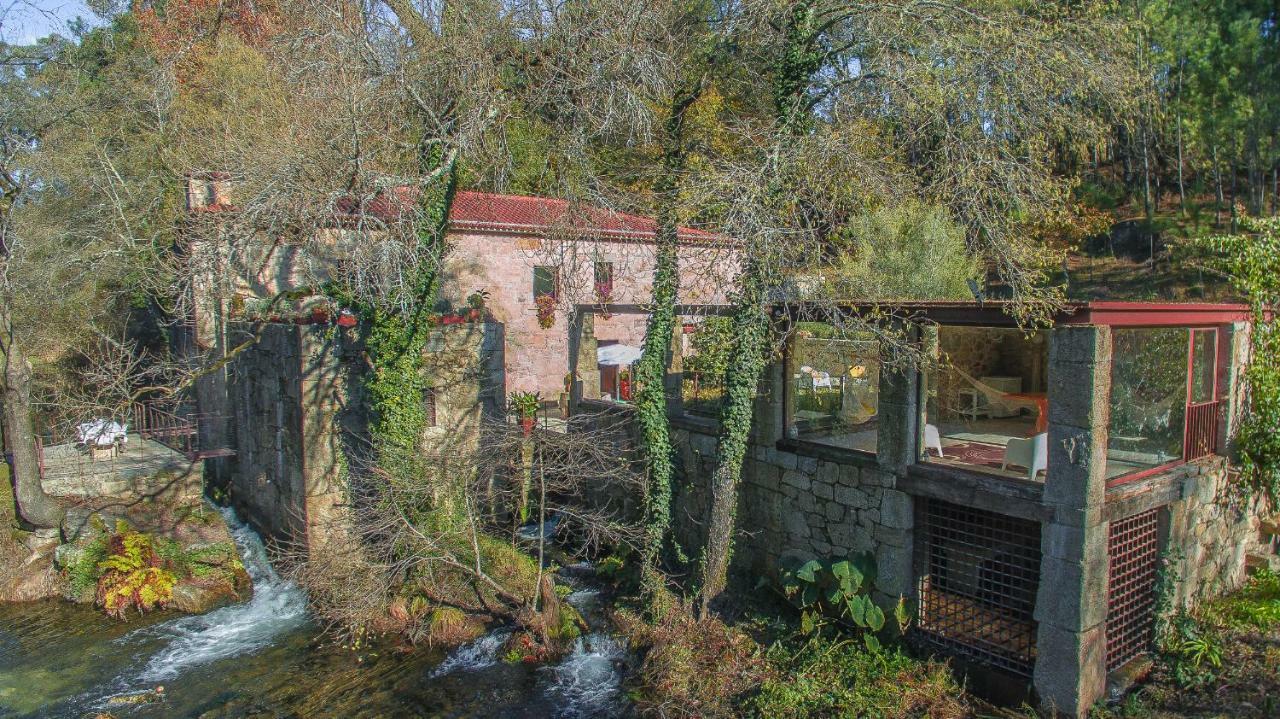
521 416 535 435
468 309 482 322
336 314 357 327
312 308 331 324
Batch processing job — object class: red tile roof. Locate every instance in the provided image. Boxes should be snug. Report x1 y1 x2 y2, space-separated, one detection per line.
335 189 719 243
449 191 719 243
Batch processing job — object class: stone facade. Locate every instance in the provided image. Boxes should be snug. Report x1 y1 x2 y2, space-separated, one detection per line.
223 320 498 550
437 229 733 397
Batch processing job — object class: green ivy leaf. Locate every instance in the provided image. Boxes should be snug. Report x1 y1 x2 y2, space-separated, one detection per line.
846 595 867 626
864 633 882 653
801 610 816 635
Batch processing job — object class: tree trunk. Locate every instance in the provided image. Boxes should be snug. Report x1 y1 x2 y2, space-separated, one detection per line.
699 264 769 614
1 316 61 528
636 84 702 597
700 0 820 615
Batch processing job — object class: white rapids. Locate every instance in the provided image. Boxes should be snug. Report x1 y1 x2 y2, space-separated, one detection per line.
127 506 309 682
542 633 629 718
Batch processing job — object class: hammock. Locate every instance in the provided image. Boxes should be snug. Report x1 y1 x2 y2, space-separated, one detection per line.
948 367 1040 416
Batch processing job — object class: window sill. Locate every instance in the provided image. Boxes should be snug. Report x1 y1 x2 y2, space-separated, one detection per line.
775 438 878 467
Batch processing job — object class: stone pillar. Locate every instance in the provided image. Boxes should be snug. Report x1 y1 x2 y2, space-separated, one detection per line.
1034 325 1112 718
876 323 923 473
664 323 684 416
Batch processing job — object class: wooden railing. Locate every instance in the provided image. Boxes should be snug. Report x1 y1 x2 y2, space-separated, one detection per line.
133 402 197 457
1183 400 1221 461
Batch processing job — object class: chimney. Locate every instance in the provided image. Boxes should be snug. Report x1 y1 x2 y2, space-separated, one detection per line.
186 171 232 211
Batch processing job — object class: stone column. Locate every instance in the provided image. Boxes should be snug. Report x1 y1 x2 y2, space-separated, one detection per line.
664 323 684 416
1034 324 1112 718
876 323 924 473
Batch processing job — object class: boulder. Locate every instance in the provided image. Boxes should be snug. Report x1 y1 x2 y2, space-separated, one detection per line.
170 579 241 614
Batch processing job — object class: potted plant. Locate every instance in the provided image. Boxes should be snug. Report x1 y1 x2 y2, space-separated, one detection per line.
336 309 357 327
310 302 332 324
534 294 556 329
618 369 632 401
509 391 540 435
466 289 490 321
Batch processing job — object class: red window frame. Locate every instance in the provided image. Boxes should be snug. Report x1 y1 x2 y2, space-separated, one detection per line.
1106 326 1223 488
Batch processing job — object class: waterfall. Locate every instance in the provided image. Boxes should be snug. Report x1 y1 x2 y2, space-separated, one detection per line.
127 507 309 681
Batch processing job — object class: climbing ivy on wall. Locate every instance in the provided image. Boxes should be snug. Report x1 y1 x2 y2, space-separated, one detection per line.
635 82 704 597
1189 215 1280 502
699 0 823 614
339 153 458 493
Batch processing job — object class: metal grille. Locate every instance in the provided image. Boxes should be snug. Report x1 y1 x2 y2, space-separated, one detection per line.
1106 508 1162 672
916 499 1042 676
1183 400 1220 461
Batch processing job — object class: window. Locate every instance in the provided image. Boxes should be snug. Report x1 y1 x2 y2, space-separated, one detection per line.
785 326 880 453
922 327 1049 480
594 261 614 299
1106 328 1202 478
533 266 558 301
423 387 438 428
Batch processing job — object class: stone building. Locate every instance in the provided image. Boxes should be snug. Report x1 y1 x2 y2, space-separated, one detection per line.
576 299 1268 717
181 178 728 545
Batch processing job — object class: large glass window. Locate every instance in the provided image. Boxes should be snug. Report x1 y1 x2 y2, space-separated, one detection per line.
922 327 1049 481
786 327 880 453
1106 328 1189 477
682 317 731 417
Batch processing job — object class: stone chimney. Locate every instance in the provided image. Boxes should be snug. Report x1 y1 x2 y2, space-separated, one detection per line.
186 172 232 211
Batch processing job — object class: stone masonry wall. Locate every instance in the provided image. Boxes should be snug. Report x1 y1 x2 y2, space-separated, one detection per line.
1164 458 1260 608
225 321 496 550
668 425 915 605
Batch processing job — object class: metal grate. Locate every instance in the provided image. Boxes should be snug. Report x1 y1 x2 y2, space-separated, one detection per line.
1106 508 1162 672
1183 400 1220 461
916 499 1042 677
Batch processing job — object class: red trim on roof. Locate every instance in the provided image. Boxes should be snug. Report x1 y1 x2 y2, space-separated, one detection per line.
778 300 1251 328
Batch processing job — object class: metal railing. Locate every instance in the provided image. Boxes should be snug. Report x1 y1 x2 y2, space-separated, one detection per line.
133 402 197 457
1183 400 1221 461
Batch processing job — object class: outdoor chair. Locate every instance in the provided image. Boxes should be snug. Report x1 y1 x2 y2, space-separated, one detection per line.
1002 432 1048 481
924 423 944 457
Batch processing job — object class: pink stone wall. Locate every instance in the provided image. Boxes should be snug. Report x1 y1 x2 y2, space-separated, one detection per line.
439 231 736 398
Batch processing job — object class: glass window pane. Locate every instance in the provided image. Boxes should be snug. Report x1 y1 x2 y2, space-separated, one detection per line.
1190 329 1217 404
787 326 879 454
924 327 1048 480
1107 328 1188 477
533 266 557 299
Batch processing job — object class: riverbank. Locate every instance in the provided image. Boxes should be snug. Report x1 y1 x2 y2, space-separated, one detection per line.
0 508 634 719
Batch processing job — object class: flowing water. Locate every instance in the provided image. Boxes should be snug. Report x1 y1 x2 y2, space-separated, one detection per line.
0 508 632 719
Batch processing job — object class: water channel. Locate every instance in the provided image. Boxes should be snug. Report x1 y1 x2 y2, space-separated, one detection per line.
0 509 631 718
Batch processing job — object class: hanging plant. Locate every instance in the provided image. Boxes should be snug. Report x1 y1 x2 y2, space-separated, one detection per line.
535 293 557 329
594 280 614 319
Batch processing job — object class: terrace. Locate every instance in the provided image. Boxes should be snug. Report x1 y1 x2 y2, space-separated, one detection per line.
781 301 1241 489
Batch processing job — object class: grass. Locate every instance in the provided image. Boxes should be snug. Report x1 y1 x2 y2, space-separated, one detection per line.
616 597 967 719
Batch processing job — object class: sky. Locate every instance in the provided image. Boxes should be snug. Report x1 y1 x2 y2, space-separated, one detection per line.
1 0 97 45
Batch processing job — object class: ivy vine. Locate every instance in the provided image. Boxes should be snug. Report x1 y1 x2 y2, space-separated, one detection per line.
335 155 458 497
1188 215 1280 502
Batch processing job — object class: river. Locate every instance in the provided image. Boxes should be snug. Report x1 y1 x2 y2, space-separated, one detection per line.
0 508 631 718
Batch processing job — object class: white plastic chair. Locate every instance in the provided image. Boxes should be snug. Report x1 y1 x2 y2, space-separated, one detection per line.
1002 432 1048 481
924 423 944 457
